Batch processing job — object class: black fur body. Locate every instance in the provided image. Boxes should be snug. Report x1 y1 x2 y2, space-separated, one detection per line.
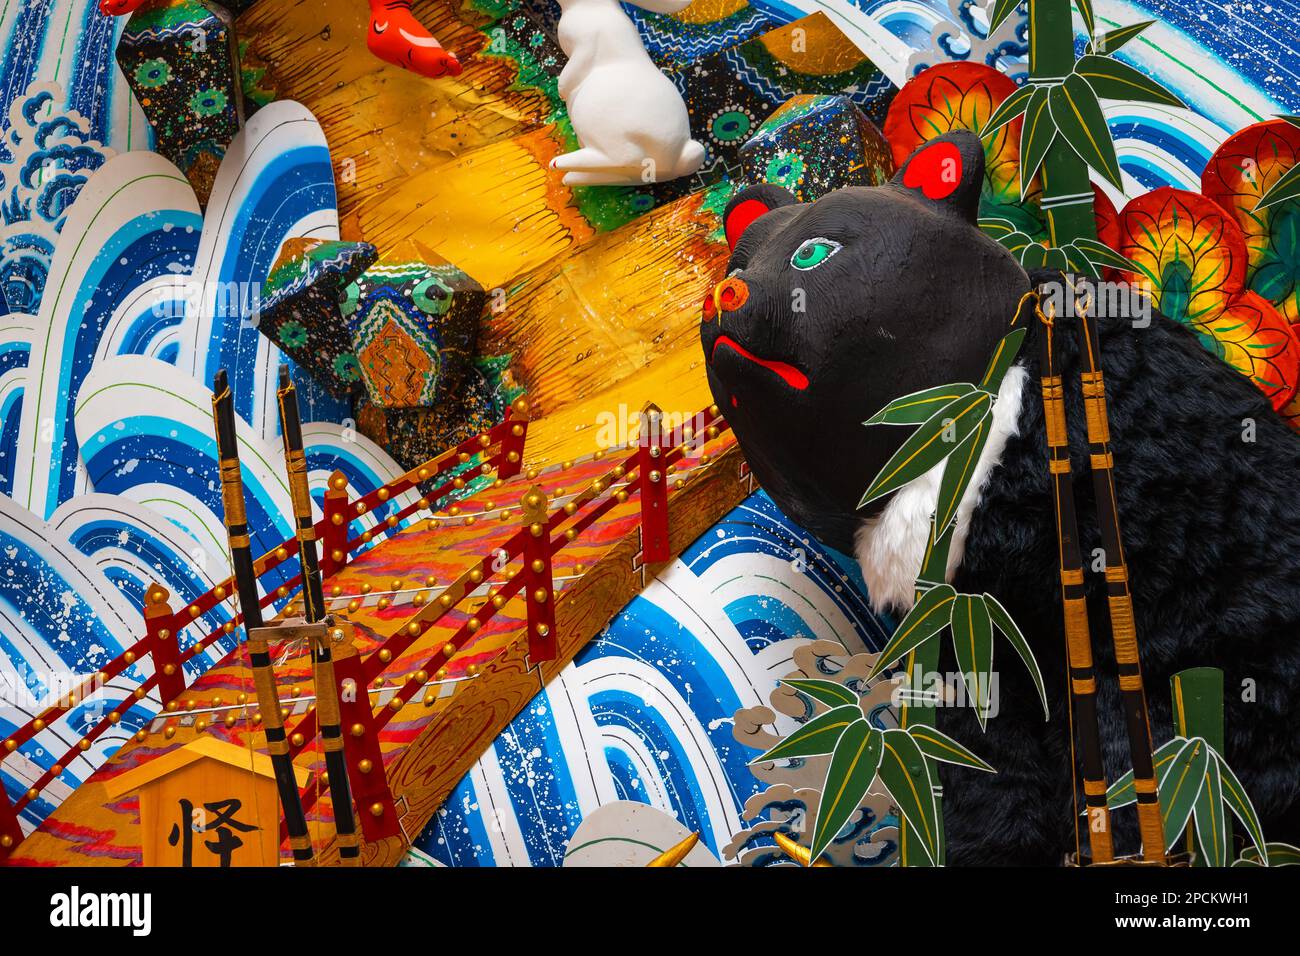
703 130 1300 864
945 308 1300 865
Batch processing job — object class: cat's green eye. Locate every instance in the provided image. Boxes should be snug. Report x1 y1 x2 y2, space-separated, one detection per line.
790 238 842 271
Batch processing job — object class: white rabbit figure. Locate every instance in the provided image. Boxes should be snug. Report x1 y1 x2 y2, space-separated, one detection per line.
551 0 706 186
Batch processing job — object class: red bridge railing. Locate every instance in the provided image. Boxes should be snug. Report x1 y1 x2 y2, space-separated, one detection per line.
0 400 730 861
0 402 528 858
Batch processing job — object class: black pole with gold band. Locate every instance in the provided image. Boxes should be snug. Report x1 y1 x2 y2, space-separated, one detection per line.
1036 296 1114 864
212 370 316 866
276 366 361 865
1070 281 1165 864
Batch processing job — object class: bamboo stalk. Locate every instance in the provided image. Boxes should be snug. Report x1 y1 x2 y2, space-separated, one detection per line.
212 370 315 866
1030 0 1100 247
1070 285 1165 863
1036 298 1115 863
1171 668 1230 864
898 530 950 867
276 366 362 866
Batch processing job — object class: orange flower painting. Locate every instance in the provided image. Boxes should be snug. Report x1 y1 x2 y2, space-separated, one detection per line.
1119 187 1300 413
1202 119 1300 327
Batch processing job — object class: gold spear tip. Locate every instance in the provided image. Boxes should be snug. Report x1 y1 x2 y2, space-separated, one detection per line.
773 831 832 867
645 831 700 867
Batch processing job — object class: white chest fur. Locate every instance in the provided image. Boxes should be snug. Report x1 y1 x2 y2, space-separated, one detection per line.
854 365 1029 613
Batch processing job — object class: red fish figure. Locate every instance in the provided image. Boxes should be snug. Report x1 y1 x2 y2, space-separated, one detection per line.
98 0 145 14
366 1 462 78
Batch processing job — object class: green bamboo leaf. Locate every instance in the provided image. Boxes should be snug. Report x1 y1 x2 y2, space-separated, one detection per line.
979 217 1019 238
910 724 996 773
877 729 939 865
1105 738 1185 809
1267 843 1300 865
1072 236 1143 275
1021 241 1050 270
1056 242 1096 278
987 0 1022 32
1279 114 1300 129
1074 54 1183 108
998 230 1037 257
863 383 977 426
1042 246 1071 274
983 592 1048 719
932 418 990 543
982 83 1035 137
950 594 994 730
979 327 1028 391
867 584 957 680
858 392 992 509
1050 74 1124 189
1075 0 1095 37
1214 750 1268 860
809 721 883 862
1239 842 1300 867
1105 772 1136 810
1020 86 1056 192
752 704 862 765
1192 754 1227 866
780 677 858 709
1160 737 1210 851
1087 20 1155 54
1255 162 1300 211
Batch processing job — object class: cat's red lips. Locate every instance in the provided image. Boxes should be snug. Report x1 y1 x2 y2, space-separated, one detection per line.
711 336 809 390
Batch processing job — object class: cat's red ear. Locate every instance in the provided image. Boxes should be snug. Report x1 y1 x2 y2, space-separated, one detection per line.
723 185 798 251
891 131 985 224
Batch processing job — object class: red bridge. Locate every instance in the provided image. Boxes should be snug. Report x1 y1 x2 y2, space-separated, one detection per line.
2 398 746 866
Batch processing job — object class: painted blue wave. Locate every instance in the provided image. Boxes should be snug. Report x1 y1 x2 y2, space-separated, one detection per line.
0 338 28 495
1127 0 1300 113
66 1 124 148
412 491 888 866
0 1 57 167
40 213 202 511
200 143 338 422
0 494 153 822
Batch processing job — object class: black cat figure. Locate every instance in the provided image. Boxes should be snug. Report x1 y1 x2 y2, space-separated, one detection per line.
702 130 1300 865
